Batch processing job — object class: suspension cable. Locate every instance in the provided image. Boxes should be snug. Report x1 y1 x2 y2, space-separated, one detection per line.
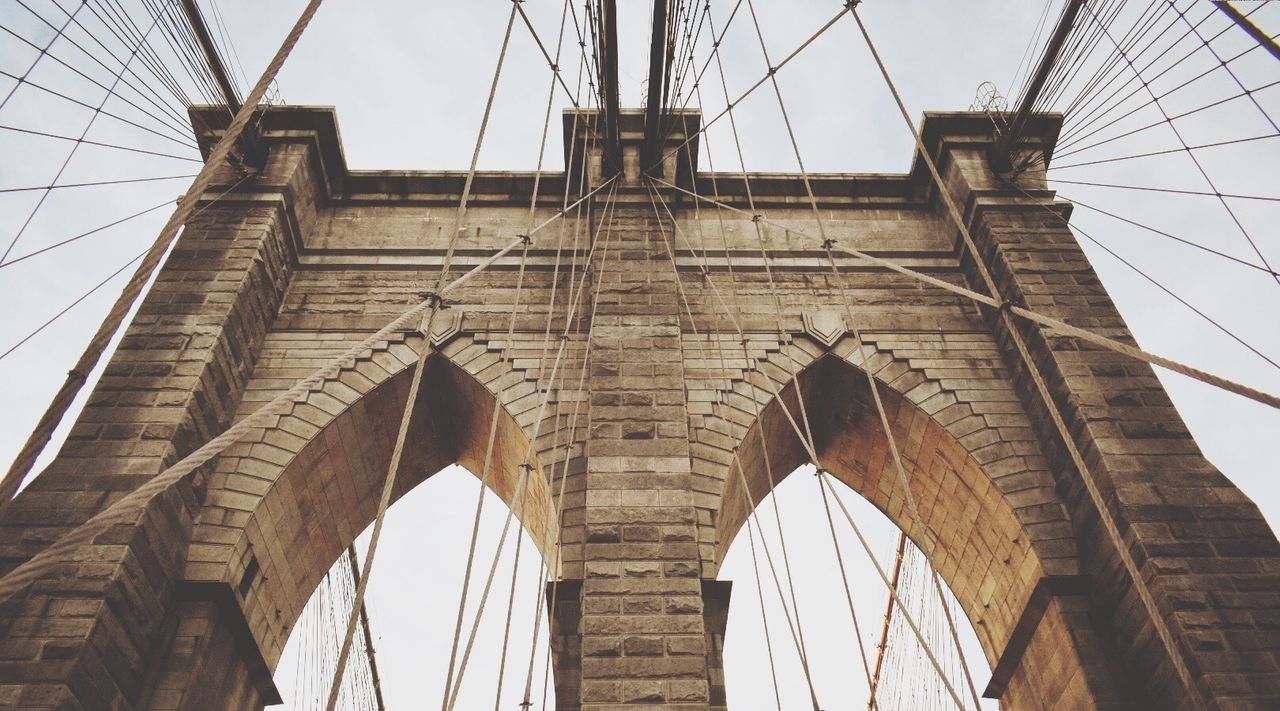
849 7 1211 707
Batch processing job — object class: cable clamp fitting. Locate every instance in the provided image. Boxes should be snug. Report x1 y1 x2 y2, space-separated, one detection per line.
821 237 836 250
67 369 85 381
751 213 764 224
418 291 458 310
517 233 533 246
767 66 777 76
844 0 862 9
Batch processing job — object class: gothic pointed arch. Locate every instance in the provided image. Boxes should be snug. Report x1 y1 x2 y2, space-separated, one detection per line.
714 351 1122 708
183 328 563 669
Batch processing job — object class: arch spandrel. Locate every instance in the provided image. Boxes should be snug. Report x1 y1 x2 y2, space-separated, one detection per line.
714 351 1082 668
186 329 560 666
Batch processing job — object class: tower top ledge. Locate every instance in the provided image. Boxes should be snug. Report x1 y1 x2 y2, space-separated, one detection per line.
189 106 1062 207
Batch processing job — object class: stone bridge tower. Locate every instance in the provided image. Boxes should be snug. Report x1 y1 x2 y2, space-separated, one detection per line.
0 105 1276 711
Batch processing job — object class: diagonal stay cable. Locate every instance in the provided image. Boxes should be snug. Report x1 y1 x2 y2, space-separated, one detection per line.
1056 192 1280 277
1049 177 1280 202
650 173 1280 410
0 63 197 148
1053 77 1280 160
0 173 197 195
0 124 202 161
1049 133 1278 172
0 7 168 264
1079 0 1279 286
1166 0 1278 134
850 7 1214 707
490 2 578 705
0 21 194 141
0 198 174 269
0 0 86 113
651 3 848 180
1010 185 1280 371
0 172 250 362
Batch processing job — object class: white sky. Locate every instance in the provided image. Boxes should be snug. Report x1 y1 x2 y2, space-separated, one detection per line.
0 1 1277 709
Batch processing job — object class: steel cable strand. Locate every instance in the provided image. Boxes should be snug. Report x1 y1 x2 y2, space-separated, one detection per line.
1059 0 1175 119
1167 0 1279 134
649 3 849 186
745 519 785 710
530 185 626 710
1053 190 1279 275
0 22 195 141
679 16 833 689
0 0 328 503
448 189 618 711
97 0 194 106
1056 5 1229 149
0 171 250 362
657 116 800 705
849 7 1212 708
647 139 882 703
14 0 194 128
1050 132 1279 173
1075 1 1279 287
0 62 196 148
1011 184 1280 371
685 70 792 707
695 11 982 699
324 6 523 709
1053 76 1280 161
104 0 201 108
0 6 169 264
1056 42 1272 154
0 0 86 112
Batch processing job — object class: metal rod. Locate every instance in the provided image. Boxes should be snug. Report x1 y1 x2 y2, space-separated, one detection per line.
600 0 622 171
1214 1 1280 63
179 0 242 111
346 544 387 711
179 0 264 165
994 0 1086 169
642 0 672 169
866 531 908 710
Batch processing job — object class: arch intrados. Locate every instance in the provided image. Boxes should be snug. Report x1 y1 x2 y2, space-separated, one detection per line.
212 352 557 666
717 354 1046 665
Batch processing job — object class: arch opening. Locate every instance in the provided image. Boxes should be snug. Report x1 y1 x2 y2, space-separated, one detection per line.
271 464 557 709
716 354 1063 675
718 466 997 709
191 346 562 672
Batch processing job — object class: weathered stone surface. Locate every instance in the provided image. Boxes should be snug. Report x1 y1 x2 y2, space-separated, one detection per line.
0 107 1273 711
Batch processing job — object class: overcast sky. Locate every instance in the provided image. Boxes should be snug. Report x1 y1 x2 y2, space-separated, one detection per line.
1 1 1277 709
